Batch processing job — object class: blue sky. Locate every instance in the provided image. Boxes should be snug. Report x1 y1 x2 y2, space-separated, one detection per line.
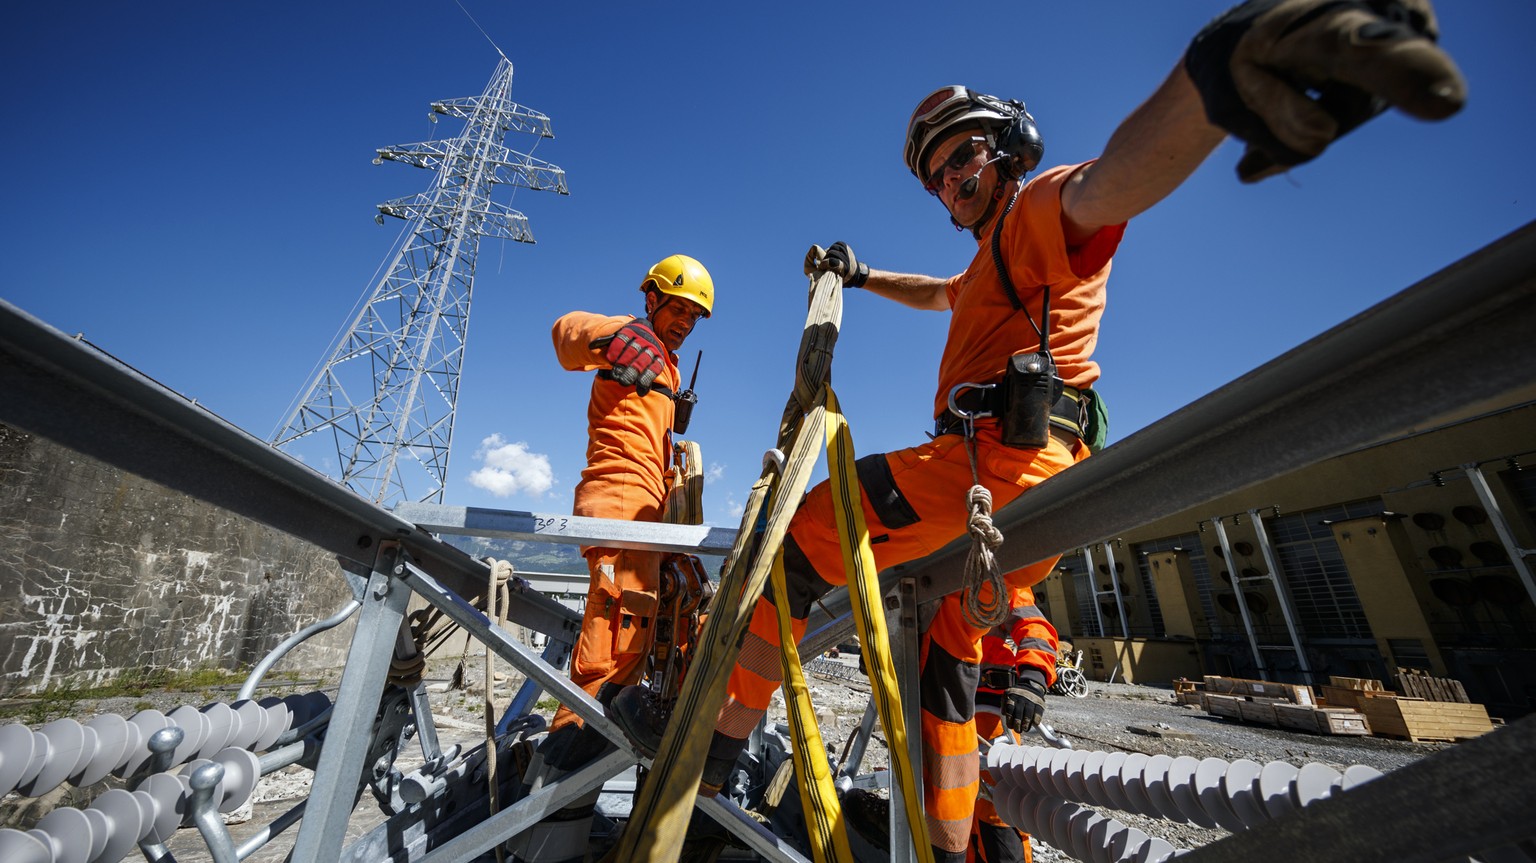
5 2 1534 529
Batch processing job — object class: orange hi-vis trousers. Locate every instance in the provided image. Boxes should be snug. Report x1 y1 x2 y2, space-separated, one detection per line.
551 546 664 733
712 423 1086 857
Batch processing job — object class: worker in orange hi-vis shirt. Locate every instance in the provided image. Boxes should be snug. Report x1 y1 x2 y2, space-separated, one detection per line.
607 4 1465 860
519 255 714 863
972 584 1059 863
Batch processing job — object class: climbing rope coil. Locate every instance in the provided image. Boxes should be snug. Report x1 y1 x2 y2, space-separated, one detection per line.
0 691 335 861
985 741 1384 862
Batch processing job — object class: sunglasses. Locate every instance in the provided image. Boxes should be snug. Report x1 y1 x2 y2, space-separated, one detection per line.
923 136 985 196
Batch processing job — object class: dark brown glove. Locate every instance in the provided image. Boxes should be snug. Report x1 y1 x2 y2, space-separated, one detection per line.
1185 0 1466 182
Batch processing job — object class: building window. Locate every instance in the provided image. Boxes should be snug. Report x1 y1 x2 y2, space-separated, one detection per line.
1062 550 1101 637
1266 500 1382 640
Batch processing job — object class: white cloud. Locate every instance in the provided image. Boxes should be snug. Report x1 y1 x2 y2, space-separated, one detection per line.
466 434 554 497
705 462 725 484
724 494 745 519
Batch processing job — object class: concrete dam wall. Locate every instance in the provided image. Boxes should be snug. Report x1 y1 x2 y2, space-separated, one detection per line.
0 423 357 697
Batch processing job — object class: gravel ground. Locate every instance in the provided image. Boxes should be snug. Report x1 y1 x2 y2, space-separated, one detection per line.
3 656 1445 862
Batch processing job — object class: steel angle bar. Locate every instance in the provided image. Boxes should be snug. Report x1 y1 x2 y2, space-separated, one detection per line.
802 219 1536 642
395 560 621 741
394 501 739 556
0 299 579 635
397 748 635 863
1179 715 1536 863
292 559 413 862
696 795 815 863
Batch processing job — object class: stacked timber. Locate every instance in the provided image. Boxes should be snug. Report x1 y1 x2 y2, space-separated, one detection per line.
1319 675 1388 712
1198 675 1370 737
1398 668 1471 703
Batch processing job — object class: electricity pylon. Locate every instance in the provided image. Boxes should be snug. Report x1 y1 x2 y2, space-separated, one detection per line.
272 57 566 507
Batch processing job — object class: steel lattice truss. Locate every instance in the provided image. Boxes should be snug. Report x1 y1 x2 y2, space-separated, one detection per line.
272 58 566 506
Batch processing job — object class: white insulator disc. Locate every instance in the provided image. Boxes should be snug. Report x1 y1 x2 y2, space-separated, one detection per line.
196 703 237 760
1064 749 1092 803
255 697 290 750
1047 748 1075 800
119 709 169 778
1086 811 1116 863
212 747 262 813
1341 764 1383 791
140 771 187 844
1025 747 1055 797
227 700 266 753
1111 827 1150 863
1135 836 1177 863
1295 762 1343 807
0 829 52 863
35 805 93 863
0 723 37 797
1067 807 1101 862
1258 761 1300 820
1082 750 1112 808
1221 758 1268 828
18 720 78 797
78 714 131 787
80 807 111 862
1194 757 1247 832
165 706 209 767
1100 752 1133 814
1143 754 1188 823
1050 800 1076 854
1119 753 1158 818
1033 794 1061 845
88 788 147 863
1167 755 1217 828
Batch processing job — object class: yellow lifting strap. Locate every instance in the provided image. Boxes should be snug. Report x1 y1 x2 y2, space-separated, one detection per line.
824 389 935 862
770 545 854 863
612 268 844 862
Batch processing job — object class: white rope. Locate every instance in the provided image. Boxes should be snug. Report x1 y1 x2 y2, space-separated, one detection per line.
963 483 1009 629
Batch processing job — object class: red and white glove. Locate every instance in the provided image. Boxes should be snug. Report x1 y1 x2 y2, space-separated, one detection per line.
591 320 666 396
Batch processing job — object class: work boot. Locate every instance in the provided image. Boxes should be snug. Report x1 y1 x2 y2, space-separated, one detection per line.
539 722 615 772
608 684 742 797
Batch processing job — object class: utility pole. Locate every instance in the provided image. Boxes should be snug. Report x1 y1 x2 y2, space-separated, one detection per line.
273 57 566 507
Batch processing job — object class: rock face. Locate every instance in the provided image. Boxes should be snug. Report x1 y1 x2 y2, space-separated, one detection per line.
0 423 357 696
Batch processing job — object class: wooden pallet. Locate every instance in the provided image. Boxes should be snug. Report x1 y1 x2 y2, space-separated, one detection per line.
1204 675 1315 705
1272 703 1371 736
1399 668 1471 703
1360 696 1494 742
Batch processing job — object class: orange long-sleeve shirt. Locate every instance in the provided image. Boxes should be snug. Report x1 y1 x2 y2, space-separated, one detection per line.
551 312 680 523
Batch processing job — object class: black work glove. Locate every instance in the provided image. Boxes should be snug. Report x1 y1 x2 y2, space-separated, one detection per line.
1185 0 1465 182
803 241 869 288
1002 667 1049 733
590 320 666 396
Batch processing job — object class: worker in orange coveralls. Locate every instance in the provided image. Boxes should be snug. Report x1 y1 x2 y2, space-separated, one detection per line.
548 254 713 742
972 584 1058 863
519 256 713 863
610 3 1463 860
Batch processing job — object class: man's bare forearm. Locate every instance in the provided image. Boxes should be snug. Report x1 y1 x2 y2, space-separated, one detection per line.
858 269 951 311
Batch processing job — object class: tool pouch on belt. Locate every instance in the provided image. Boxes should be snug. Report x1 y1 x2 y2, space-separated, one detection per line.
1001 351 1064 449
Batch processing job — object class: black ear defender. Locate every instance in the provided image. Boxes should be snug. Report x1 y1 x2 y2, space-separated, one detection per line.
995 101 1044 179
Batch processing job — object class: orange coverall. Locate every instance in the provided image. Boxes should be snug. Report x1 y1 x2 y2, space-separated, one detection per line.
550 311 681 732
972 585 1059 863
709 164 1122 860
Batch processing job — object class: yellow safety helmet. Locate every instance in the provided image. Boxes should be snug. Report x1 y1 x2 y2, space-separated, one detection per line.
640 254 714 317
